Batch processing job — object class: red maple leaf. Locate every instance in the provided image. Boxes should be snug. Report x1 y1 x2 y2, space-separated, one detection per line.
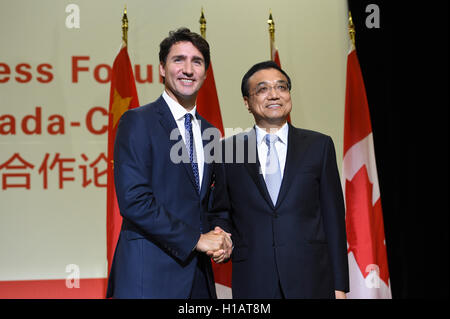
346 165 390 286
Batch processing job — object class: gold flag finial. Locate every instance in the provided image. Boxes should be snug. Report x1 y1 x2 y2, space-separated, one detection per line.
348 11 356 46
199 7 207 38
122 5 128 46
267 10 275 60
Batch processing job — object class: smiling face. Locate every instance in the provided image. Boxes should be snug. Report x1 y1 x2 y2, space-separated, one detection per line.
244 68 292 129
159 41 207 110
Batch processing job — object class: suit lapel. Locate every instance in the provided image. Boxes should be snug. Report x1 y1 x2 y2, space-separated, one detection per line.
155 96 198 193
156 96 178 137
243 129 275 209
243 125 309 210
197 114 214 201
275 124 308 208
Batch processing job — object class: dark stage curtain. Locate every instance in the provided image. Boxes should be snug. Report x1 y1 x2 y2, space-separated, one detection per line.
348 0 448 299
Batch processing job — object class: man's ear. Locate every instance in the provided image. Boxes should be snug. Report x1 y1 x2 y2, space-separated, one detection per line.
243 97 252 114
159 62 165 78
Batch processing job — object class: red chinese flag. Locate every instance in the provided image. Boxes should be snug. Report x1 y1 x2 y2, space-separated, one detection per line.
342 45 391 298
196 62 231 297
272 49 291 123
197 63 224 136
107 46 140 276
272 48 281 67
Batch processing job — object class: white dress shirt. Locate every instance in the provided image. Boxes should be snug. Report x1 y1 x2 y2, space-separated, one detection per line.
255 122 289 180
162 91 204 188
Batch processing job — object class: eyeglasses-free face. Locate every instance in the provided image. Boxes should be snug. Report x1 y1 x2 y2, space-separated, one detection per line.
159 41 207 109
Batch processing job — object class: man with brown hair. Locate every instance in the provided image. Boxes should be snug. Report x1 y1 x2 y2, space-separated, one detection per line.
106 28 232 299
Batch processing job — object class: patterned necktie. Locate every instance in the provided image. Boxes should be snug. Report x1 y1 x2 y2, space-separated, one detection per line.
265 134 281 205
184 113 200 194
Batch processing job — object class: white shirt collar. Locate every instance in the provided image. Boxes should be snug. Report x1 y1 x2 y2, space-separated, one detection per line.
162 90 197 122
255 122 289 146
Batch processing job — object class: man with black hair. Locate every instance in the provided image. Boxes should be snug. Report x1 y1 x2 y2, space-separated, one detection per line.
212 61 349 298
106 28 232 299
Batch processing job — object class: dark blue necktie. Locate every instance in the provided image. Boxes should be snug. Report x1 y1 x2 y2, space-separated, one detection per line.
184 113 200 194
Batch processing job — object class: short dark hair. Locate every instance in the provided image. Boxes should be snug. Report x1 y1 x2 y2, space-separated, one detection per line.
241 61 292 97
159 27 210 70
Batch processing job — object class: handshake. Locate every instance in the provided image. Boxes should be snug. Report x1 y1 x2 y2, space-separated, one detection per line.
195 226 233 263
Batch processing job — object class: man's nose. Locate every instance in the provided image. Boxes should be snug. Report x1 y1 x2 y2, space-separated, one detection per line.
267 87 280 99
182 62 193 76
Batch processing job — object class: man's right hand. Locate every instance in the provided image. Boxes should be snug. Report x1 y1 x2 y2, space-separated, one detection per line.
195 227 232 261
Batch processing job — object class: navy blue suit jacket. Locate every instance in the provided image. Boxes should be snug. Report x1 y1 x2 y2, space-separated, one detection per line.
210 125 349 298
106 96 222 298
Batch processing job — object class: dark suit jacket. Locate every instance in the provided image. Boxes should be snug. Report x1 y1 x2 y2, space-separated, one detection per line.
210 124 349 298
106 96 222 298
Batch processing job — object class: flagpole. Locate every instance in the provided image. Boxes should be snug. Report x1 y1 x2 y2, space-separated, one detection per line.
267 10 275 60
199 7 206 38
107 5 140 281
348 11 355 47
122 6 128 47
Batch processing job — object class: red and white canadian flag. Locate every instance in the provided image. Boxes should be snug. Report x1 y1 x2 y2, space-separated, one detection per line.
342 39 392 298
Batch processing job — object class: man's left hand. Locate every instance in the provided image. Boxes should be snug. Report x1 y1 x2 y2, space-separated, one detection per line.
207 226 232 263
335 290 347 299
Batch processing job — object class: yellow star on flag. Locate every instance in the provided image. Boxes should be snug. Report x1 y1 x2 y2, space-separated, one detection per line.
111 89 133 128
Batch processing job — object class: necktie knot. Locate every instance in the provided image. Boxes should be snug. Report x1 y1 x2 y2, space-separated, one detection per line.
185 113 193 125
265 133 278 147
